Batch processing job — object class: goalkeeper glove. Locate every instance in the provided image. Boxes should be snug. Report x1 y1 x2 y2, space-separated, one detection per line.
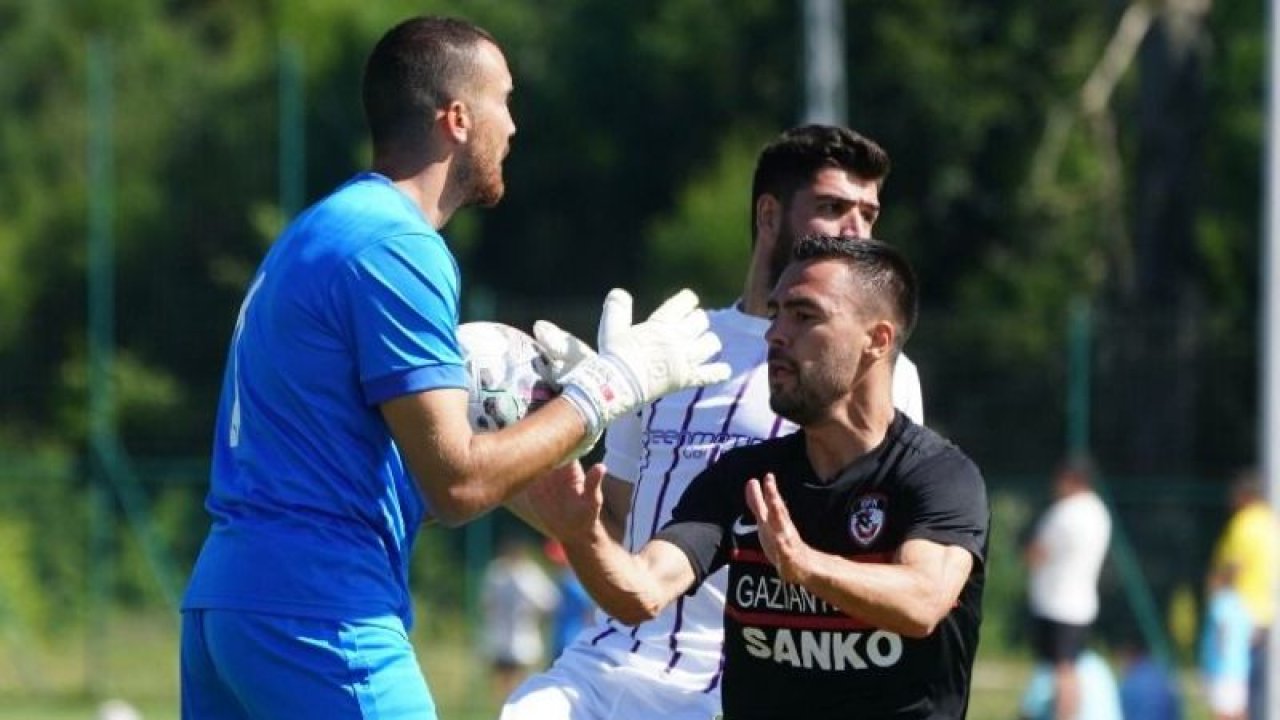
534 288 730 459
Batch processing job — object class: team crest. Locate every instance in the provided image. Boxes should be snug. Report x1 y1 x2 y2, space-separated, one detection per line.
849 494 887 546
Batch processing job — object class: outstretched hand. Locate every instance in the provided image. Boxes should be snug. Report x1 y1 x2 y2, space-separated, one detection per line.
745 474 812 585
536 288 731 461
596 288 730 396
527 460 608 544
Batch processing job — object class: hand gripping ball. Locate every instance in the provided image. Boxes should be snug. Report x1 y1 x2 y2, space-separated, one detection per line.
457 322 560 431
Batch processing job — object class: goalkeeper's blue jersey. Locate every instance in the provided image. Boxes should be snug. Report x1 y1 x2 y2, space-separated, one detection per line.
182 172 468 628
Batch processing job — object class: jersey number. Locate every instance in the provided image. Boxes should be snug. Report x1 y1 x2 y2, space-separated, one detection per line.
228 273 266 448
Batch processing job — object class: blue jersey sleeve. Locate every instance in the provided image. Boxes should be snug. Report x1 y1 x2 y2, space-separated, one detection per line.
338 232 469 405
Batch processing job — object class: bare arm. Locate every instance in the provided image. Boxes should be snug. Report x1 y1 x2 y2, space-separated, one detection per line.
382 388 588 527
385 287 729 528
600 473 634 543
526 462 696 624
747 474 974 638
500 468 632 539
501 481 558 537
563 524 696 625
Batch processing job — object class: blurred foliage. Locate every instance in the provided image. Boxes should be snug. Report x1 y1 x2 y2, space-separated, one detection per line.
0 0 1262 462
0 0 1265 657
0 451 86 634
642 129 764 306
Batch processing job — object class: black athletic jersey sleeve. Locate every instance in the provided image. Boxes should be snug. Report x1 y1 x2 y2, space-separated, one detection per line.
651 459 737 590
898 448 988 567
654 433 807 590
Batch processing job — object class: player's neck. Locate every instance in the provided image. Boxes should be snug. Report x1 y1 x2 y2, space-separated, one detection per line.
373 151 457 229
739 254 773 317
391 173 455 229
803 383 896 481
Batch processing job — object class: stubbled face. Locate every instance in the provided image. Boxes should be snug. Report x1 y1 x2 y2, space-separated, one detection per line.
765 259 866 425
766 168 881 288
456 41 516 207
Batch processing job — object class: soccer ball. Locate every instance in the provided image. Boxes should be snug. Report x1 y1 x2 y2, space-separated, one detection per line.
457 321 559 431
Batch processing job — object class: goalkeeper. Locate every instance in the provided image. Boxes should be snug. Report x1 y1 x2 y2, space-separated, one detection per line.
179 15 727 720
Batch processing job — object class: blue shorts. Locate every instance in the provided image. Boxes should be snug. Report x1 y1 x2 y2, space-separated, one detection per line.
181 609 436 720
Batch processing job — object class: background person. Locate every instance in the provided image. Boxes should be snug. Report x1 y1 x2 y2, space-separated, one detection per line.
481 536 560 702
1023 456 1112 720
1017 650 1123 720
1210 468 1278 720
1198 564 1253 720
1116 635 1183 720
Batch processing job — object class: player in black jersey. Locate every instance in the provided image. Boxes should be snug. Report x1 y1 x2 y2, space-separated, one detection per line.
528 236 989 719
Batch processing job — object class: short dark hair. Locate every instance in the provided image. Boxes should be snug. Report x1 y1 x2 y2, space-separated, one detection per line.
790 236 918 352
362 16 497 154
750 125 891 239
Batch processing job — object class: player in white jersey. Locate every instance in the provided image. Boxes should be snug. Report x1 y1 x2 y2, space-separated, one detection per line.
501 125 923 720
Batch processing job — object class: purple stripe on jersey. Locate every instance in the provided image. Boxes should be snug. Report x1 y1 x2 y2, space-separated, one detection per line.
703 359 766 689
627 401 662 553
769 412 786 438
628 386 705 649
704 363 756 467
664 595 686 671
589 625 617 646
657 367 756 670
646 386 706 538
704 652 724 693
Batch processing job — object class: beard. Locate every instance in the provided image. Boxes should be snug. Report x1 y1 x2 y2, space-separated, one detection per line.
455 131 506 208
768 349 855 425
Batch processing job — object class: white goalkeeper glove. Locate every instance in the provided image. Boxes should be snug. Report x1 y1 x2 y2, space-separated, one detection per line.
534 288 730 459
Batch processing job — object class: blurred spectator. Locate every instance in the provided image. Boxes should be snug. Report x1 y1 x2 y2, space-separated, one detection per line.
1199 564 1253 720
1210 468 1277 720
543 539 595 661
1116 637 1183 720
481 535 560 702
1018 649 1123 720
1023 455 1112 719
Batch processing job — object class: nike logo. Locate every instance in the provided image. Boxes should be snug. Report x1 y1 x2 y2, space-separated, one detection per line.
732 515 758 536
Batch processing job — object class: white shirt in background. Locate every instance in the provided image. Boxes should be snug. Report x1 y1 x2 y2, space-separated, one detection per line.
1028 490 1112 625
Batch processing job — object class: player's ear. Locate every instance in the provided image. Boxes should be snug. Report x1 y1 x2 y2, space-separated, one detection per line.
866 319 895 361
438 99 470 143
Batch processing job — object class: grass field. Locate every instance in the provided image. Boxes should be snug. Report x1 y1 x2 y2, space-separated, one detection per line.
0 611 1211 719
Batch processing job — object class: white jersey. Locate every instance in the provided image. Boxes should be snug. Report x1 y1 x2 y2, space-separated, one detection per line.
1028 490 1111 625
595 304 925 686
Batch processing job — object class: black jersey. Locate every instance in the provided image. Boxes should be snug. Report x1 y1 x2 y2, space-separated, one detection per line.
655 412 989 720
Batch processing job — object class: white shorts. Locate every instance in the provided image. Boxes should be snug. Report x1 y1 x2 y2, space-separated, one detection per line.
501 639 721 720
1204 676 1247 715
